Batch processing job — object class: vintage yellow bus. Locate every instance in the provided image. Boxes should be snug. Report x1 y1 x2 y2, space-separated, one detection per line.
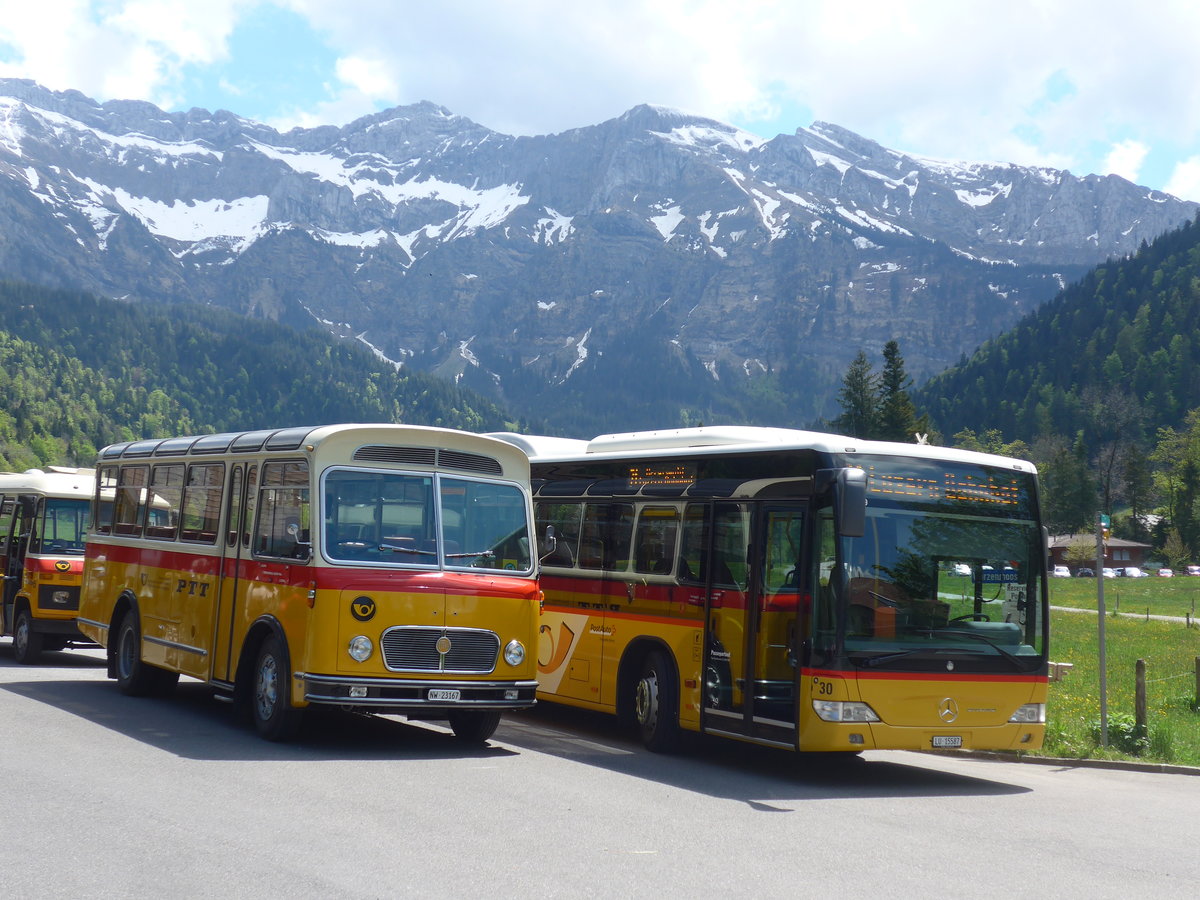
0 467 97 663
78 424 540 742
492 427 1049 754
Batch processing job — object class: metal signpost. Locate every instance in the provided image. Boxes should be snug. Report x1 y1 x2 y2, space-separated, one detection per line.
1096 512 1109 747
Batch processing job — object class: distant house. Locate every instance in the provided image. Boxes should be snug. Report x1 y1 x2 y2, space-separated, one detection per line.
1048 534 1152 572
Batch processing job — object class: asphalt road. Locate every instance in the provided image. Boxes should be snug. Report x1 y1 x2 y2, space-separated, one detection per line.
1 641 1197 899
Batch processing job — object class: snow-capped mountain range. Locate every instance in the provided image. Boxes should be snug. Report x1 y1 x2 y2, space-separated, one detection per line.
0 78 1194 430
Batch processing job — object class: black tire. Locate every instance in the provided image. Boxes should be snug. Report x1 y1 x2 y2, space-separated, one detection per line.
634 649 681 753
112 613 178 696
251 633 303 742
447 710 502 744
12 607 43 665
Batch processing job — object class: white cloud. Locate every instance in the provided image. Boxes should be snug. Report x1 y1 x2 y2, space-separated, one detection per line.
334 55 396 101
1102 140 1150 183
2 1 1200 194
1165 156 1200 202
0 0 246 106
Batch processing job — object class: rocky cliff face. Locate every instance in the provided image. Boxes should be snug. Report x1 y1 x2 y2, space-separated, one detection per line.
0 79 1194 432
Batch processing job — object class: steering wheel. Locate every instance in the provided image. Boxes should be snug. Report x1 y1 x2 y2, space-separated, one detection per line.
949 613 991 623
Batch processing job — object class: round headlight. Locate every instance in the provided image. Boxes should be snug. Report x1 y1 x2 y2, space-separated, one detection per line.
348 635 373 662
504 639 526 667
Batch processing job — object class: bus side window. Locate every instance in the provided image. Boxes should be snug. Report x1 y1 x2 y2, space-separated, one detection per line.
0 496 13 550
678 504 708 584
536 502 582 567
253 461 310 561
634 506 679 575
579 503 632 571
113 465 149 537
93 469 117 536
146 464 184 540
181 463 224 544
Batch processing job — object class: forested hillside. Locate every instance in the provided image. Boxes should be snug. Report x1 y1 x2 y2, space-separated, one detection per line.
0 280 521 470
911 214 1200 550
918 215 1200 447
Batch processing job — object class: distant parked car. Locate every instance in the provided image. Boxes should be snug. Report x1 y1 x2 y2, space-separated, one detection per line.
1122 566 1148 578
1187 565 1200 576
1102 568 1117 578
1076 567 1095 577
952 563 972 576
1052 565 1070 577
1158 568 1174 577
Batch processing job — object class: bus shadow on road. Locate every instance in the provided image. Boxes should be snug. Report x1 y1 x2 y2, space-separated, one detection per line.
0 670 521 763
499 703 1032 804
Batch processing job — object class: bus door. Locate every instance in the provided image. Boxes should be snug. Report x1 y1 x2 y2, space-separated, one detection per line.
702 501 804 749
2 496 35 610
212 463 254 685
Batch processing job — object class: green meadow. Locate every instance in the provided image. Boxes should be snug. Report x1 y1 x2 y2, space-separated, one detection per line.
1045 575 1200 765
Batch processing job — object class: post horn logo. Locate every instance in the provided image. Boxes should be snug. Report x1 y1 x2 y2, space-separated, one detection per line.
350 596 376 622
54 560 71 572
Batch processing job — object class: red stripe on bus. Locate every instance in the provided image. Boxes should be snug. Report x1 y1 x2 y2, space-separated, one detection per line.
29 556 83 574
87 539 537 598
802 667 1046 684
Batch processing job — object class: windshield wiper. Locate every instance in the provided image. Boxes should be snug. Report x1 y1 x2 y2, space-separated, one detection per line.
929 628 1024 669
378 543 432 555
855 648 948 668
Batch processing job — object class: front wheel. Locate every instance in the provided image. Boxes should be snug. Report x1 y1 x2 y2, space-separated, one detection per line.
12 608 43 665
447 710 502 744
634 650 681 753
251 634 303 742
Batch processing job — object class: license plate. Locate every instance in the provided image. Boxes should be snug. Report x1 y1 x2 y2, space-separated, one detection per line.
932 735 962 748
428 689 461 702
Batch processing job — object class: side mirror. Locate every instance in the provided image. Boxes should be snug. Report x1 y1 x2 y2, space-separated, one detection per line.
539 525 558 561
836 468 866 538
286 522 311 546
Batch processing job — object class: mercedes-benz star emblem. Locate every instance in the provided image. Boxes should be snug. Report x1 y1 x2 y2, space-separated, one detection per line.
938 697 959 723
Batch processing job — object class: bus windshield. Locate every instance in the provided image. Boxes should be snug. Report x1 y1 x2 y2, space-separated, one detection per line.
34 498 91 554
323 469 532 573
816 457 1045 673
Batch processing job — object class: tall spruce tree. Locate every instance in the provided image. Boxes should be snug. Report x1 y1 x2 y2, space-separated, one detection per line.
831 350 880 438
877 340 928 442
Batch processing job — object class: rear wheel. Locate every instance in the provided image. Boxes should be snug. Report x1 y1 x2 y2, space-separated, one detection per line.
447 710 502 744
12 608 43 665
251 634 303 742
113 613 178 697
634 650 681 753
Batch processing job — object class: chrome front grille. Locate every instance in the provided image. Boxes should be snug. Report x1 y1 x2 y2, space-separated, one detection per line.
379 626 500 674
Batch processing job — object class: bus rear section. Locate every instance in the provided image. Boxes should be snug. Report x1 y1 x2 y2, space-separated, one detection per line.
0 467 96 663
78 424 540 742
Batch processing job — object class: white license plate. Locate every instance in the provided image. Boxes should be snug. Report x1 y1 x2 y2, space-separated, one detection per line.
428 689 461 702
932 735 962 748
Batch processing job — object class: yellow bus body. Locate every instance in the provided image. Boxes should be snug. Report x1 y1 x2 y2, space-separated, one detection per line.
494 426 1050 755
0 467 96 663
79 424 540 742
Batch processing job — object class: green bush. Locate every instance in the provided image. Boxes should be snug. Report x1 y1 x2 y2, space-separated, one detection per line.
1091 713 1149 756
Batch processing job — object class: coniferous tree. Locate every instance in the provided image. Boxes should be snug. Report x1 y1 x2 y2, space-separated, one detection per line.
1035 433 1096 534
1120 441 1155 540
831 350 880 438
877 340 929 442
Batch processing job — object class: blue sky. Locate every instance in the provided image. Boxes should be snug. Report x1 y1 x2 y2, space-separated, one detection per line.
2 0 1200 199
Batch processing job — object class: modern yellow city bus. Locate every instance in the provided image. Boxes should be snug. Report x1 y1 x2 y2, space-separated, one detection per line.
491 426 1048 754
78 424 540 742
0 467 97 663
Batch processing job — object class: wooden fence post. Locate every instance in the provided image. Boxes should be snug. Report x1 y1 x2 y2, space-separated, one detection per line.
1135 659 1147 736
